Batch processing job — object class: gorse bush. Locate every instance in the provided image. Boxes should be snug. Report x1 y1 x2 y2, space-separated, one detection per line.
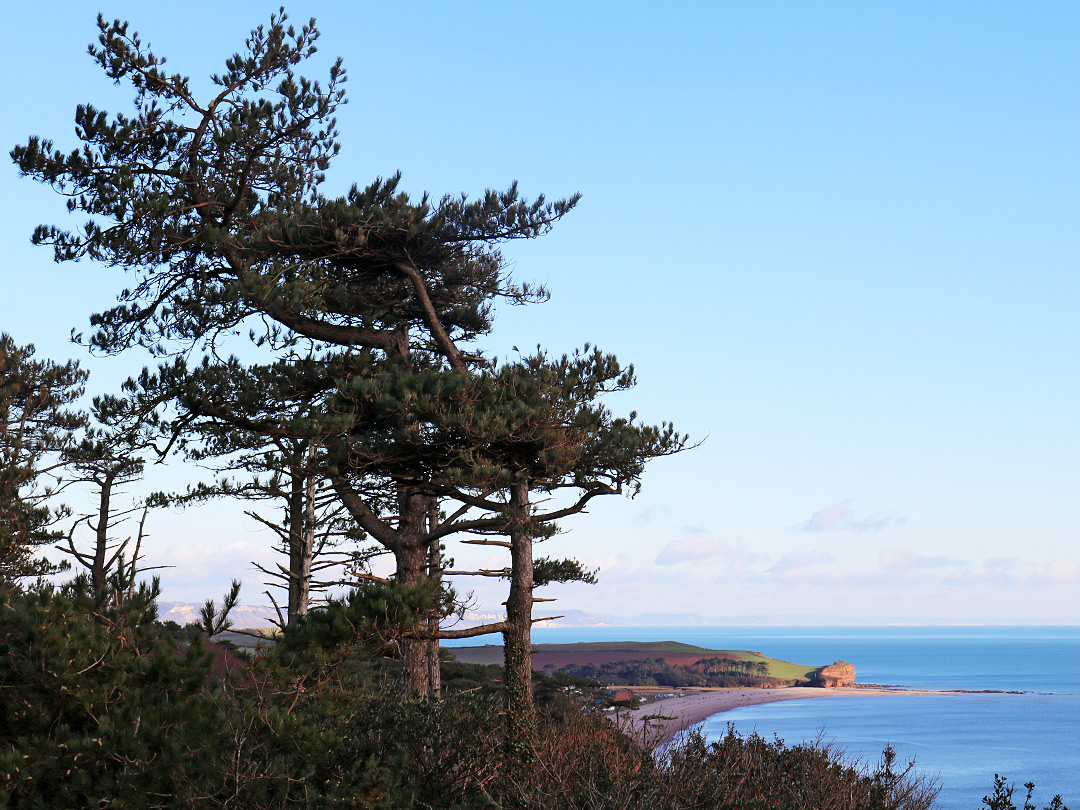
518 719 938 810
0 578 368 809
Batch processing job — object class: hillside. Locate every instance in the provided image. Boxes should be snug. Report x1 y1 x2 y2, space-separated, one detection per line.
449 641 825 683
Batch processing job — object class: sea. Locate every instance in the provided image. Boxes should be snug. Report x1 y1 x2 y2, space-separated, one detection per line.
448 625 1080 810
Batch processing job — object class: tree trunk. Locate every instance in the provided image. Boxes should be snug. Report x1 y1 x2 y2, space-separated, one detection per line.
388 326 439 696
89 468 118 594
426 499 442 697
397 493 434 696
285 445 317 625
299 451 316 614
285 471 307 624
328 473 442 697
502 480 535 758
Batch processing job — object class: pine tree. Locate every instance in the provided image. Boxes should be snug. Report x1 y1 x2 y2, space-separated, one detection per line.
0 578 226 807
12 13 688 754
13 10 577 696
104 354 367 627
11 12 573 363
329 346 686 750
0 334 87 589
56 426 152 594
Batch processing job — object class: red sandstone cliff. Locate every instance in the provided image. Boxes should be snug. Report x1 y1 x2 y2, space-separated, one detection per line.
808 661 855 688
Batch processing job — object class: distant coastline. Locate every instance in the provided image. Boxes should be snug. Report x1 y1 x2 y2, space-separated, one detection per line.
455 609 1080 628
155 602 1080 629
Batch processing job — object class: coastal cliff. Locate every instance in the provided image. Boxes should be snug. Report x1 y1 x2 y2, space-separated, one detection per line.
807 661 856 687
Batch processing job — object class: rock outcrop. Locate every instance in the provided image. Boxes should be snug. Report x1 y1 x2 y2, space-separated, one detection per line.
808 661 855 688
609 688 635 705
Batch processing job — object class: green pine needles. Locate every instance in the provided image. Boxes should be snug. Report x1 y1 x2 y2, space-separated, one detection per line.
12 6 685 754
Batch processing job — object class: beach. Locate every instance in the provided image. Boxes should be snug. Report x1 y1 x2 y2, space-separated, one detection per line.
621 686 950 746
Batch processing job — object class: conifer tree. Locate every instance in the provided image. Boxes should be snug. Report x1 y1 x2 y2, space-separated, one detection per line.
56 427 153 594
0 576 222 806
103 354 365 627
0 334 86 589
328 346 686 748
13 10 577 695
11 12 573 363
12 13 687 748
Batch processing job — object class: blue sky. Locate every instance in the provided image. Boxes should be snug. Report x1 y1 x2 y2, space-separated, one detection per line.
3 2 1078 622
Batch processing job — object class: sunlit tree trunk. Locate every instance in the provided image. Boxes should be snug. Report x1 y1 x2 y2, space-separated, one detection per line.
502 480 535 758
397 494 434 696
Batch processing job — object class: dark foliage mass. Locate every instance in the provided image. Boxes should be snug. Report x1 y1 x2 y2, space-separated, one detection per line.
0 335 86 587
1 581 1072 809
11 580 1058 810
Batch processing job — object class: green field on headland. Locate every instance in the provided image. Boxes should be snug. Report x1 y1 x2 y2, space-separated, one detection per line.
450 640 827 685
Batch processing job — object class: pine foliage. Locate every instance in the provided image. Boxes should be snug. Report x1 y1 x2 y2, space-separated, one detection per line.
0 578 225 807
0 335 87 589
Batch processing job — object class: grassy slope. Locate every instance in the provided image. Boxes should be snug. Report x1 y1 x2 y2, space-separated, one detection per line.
449 641 821 682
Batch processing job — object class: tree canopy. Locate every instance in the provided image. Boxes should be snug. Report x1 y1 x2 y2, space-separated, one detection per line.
12 9 686 750
0 334 86 588
11 13 575 364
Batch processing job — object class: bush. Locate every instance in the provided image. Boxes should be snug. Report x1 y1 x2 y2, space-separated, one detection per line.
0 580 339 809
0 580 233 808
4 583 1060 810
982 774 1070 810
518 720 939 810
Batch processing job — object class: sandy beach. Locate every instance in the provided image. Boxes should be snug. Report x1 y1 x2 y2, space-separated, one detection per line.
620 686 954 746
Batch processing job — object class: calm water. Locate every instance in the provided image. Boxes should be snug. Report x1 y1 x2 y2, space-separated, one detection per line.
448 626 1080 810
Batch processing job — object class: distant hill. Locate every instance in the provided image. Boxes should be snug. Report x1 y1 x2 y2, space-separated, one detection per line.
449 640 824 683
457 608 1080 627
157 602 278 628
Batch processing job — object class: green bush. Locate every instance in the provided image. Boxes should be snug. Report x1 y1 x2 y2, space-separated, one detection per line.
982 774 1070 810
0 580 232 808
0 580 338 808
3 582 1065 810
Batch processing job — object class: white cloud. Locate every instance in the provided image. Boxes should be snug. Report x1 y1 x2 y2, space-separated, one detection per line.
581 555 626 572
799 499 907 534
654 533 761 569
153 540 278 603
879 547 960 570
947 557 1019 587
637 504 674 525
768 549 835 572
768 567 850 585
849 567 936 588
655 536 729 565
1030 560 1080 585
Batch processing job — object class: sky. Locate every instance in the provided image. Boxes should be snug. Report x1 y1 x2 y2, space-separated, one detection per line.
2 2 1079 623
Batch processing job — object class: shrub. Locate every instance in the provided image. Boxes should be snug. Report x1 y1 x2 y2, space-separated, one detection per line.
0 580 233 808
6 583 1056 810
982 774 1070 810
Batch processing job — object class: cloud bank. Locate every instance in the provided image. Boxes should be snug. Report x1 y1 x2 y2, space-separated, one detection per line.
879 547 960 570
799 499 907 534
769 549 835 572
654 534 760 570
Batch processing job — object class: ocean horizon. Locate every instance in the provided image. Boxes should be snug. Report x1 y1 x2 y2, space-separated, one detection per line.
448 625 1080 810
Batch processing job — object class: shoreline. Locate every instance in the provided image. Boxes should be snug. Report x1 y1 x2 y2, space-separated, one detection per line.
620 686 962 746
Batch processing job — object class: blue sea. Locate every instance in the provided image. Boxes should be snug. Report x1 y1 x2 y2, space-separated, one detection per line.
448 626 1080 810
